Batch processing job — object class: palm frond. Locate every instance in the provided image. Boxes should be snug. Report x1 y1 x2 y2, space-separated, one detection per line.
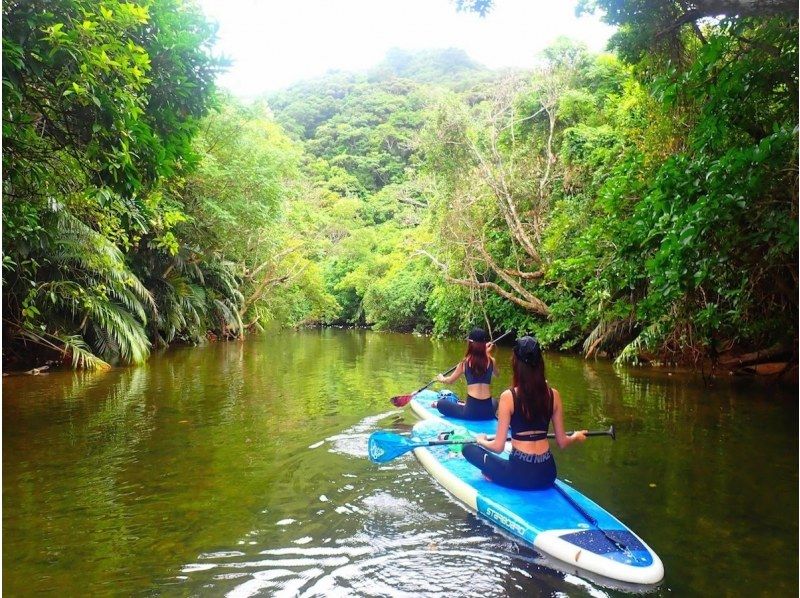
59 334 112 370
91 323 120 362
86 299 151 364
213 298 244 333
15 328 110 370
48 211 155 325
108 284 148 324
614 323 662 366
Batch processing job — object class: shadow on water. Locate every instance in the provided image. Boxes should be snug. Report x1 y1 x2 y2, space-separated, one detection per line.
3 329 797 596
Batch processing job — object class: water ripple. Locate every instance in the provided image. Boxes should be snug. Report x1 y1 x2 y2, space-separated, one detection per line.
182 530 595 597
324 411 397 459
176 412 616 597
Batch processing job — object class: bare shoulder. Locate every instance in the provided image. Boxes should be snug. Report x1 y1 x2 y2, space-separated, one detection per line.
498 389 513 414
551 387 562 407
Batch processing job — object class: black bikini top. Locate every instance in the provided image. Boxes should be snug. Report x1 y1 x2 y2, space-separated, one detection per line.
509 387 553 441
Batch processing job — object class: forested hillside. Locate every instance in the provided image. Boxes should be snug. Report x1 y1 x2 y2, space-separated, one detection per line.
3 1 796 373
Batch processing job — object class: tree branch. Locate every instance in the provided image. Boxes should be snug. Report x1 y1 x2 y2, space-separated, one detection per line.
658 1 798 38
419 250 549 316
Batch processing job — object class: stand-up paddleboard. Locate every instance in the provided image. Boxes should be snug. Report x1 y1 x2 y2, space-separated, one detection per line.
407 390 664 586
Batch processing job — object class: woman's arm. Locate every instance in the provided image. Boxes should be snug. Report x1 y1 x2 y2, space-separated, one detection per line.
437 361 464 384
551 388 587 449
477 390 511 453
485 342 498 376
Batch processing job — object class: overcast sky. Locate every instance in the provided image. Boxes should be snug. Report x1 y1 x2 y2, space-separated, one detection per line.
197 0 615 97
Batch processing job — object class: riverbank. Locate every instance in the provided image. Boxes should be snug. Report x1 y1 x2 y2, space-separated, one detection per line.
3 325 798 385
3 327 797 390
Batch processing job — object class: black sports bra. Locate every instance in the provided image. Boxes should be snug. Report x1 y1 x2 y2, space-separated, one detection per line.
464 360 493 384
509 387 553 441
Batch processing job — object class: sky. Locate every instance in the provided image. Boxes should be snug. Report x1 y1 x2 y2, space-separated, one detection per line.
197 0 616 98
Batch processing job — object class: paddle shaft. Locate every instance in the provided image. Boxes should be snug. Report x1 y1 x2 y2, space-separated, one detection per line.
369 426 615 463
553 482 636 558
417 426 615 447
407 363 458 398
407 330 513 397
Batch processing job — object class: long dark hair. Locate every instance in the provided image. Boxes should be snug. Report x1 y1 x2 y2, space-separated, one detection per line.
512 353 551 420
465 341 489 375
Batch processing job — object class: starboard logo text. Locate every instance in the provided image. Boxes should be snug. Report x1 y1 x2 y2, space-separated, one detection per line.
484 506 526 536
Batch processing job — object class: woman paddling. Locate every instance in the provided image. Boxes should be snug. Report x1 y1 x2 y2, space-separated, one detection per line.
462 335 587 489
431 328 497 421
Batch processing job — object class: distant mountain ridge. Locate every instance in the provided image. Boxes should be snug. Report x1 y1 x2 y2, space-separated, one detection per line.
266 48 513 143
367 47 485 83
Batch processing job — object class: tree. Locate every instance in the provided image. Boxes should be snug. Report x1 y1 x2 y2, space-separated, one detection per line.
420 43 600 320
3 0 221 367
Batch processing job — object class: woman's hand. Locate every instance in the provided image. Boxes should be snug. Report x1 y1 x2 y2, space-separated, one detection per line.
436 374 446 383
571 430 588 443
486 341 494 353
475 433 488 447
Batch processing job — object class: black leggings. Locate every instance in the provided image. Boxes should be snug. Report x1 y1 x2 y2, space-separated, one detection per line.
462 445 556 490
436 395 495 420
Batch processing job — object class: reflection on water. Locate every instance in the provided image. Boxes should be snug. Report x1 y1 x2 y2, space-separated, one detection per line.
3 329 797 596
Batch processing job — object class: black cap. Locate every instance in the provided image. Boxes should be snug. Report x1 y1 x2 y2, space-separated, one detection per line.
514 336 542 366
467 328 488 343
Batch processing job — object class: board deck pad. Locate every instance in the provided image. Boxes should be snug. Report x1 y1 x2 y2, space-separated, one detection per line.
407 390 664 586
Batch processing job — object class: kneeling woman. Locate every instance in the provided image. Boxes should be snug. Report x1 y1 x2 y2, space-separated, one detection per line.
432 328 496 421
463 336 586 490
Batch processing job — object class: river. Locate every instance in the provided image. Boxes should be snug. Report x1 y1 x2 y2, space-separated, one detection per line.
3 330 797 596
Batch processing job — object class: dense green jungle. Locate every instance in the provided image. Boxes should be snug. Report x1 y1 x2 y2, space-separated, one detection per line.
3 0 798 377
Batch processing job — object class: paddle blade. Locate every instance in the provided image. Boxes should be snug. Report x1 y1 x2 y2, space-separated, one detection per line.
390 394 413 407
368 431 417 463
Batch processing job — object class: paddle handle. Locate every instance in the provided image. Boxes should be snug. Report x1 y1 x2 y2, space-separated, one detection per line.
580 425 616 440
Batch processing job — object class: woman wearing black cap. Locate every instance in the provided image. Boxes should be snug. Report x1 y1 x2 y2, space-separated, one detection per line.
462 335 587 489
431 328 497 420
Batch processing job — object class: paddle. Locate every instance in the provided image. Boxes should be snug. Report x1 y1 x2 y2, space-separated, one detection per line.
368 426 615 463
390 365 458 408
552 482 641 562
389 330 513 407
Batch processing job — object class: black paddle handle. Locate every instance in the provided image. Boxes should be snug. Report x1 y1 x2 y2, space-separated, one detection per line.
581 426 616 440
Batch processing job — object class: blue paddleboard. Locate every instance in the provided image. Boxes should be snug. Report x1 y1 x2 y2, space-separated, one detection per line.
407 390 664 586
